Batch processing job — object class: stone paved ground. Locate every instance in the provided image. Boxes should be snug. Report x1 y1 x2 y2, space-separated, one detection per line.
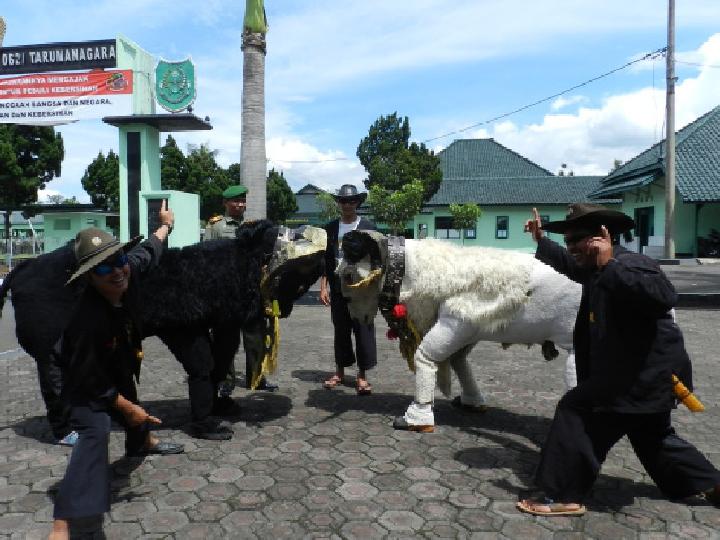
2 305 720 539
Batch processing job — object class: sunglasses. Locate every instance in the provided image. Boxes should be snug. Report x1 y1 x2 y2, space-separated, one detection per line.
338 198 358 204
564 232 594 245
93 253 129 276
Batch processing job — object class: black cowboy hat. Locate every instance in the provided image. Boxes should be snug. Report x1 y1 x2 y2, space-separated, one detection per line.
543 203 635 235
332 184 367 203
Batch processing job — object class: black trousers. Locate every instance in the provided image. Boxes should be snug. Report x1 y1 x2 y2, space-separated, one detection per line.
35 352 71 439
330 284 377 372
54 402 148 519
210 319 266 391
160 330 215 422
535 397 720 502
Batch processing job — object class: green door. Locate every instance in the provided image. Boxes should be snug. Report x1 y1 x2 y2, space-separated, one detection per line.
634 206 654 250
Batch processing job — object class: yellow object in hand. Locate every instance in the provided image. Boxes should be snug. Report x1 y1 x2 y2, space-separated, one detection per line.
672 374 704 412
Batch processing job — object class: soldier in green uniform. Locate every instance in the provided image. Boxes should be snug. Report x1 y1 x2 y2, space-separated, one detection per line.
204 185 278 416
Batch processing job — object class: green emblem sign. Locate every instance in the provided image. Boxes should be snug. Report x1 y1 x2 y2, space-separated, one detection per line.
155 58 196 113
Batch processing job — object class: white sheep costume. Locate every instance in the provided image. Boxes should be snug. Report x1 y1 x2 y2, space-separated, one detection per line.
338 232 581 431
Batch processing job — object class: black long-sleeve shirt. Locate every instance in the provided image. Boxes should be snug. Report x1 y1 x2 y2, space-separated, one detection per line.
53 236 163 411
536 237 692 413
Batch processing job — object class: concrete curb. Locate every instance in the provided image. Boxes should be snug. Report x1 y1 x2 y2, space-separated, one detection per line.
677 293 720 309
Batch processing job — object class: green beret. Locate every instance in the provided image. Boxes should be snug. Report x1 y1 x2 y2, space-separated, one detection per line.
222 185 248 199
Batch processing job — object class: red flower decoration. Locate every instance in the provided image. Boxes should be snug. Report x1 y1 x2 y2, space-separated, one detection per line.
391 304 407 319
386 328 399 340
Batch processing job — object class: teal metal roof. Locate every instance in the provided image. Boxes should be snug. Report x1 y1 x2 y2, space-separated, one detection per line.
439 139 554 178
427 176 618 206
597 105 720 202
590 174 656 199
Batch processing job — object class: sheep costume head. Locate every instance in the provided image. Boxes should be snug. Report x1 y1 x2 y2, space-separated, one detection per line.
263 224 327 316
336 229 388 324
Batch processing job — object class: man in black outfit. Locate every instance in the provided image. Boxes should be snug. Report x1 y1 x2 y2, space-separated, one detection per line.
517 204 720 516
49 201 183 540
320 184 377 395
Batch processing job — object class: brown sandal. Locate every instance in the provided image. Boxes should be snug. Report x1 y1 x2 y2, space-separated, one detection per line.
516 499 585 516
323 374 343 389
356 378 372 395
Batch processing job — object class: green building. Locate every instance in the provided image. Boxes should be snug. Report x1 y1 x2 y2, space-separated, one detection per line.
290 106 720 258
39 205 119 253
288 184 328 226
590 105 720 257
411 138 615 252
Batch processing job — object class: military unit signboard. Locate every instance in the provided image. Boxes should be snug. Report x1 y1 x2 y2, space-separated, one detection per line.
0 39 117 75
155 58 196 113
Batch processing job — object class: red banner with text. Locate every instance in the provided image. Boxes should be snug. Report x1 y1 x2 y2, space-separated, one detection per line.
0 69 133 125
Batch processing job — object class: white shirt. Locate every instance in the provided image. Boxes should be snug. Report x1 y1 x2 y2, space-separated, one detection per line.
337 217 361 265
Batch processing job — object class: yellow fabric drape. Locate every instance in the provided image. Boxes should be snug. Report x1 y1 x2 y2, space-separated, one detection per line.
672 374 704 412
249 298 280 390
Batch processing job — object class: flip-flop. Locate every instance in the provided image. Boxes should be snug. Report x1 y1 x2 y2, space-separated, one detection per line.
516 498 586 516
356 379 372 395
323 374 343 389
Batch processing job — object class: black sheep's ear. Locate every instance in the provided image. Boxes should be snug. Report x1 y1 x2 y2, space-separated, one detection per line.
342 231 368 263
235 219 273 248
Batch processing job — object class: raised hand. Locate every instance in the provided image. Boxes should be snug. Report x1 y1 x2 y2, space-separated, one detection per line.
586 225 613 268
524 207 544 242
154 199 175 241
158 199 174 229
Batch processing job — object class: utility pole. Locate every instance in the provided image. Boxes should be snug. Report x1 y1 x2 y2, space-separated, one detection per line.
664 0 676 259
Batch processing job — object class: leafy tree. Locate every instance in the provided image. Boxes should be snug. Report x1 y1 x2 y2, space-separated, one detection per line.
227 163 242 185
357 113 442 233
449 203 481 245
357 112 442 203
316 191 339 222
266 169 297 225
184 144 231 220
0 125 64 239
81 150 119 210
367 180 424 235
160 135 189 190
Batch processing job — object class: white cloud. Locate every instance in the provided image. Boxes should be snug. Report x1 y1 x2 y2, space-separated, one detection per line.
36 188 62 203
266 137 365 192
7 2 720 202
481 34 720 176
550 95 588 111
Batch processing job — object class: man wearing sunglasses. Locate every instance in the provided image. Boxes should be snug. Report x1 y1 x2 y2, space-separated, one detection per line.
49 201 184 540
320 184 377 395
517 204 720 517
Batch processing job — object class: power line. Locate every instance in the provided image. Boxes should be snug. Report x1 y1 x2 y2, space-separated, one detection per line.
422 47 667 144
266 47 670 163
676 60 720 69
268 157 349 164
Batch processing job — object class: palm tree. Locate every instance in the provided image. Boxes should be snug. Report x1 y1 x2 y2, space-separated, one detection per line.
240 0 268 219
0 17 7 47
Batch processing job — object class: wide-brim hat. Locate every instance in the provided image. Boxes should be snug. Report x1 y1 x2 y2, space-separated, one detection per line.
66 227 142 285
543 203 635 235
332 184 367 203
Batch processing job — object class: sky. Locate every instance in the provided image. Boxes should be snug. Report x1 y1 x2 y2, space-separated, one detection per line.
2 0 720 203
